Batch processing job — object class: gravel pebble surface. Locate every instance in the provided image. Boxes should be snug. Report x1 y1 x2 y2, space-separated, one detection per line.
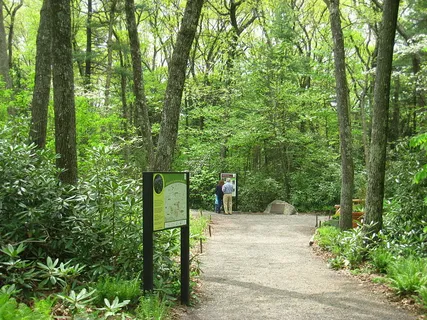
183 212 419 320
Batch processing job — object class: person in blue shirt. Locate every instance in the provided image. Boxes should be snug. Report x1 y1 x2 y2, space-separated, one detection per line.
215 180 224 213
222 178 234 215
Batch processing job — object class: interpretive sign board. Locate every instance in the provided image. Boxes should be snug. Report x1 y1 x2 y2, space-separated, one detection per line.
143 172 190 305
152 173 188 231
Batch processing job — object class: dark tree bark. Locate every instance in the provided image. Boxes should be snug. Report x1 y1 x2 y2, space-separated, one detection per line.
103 0 117 106
51 0 78 184
124 0 155 169
214 0 258 162
348 31 375 169
389 76 400 143
118 48 130 161
30 0 52 149
372 0 425 132
325 0 354 230
0 0 11 89
225 0 258 71
4 0 23 70
154 0 205 171
364 0 400 234
84 0 92 88
360 88 370 167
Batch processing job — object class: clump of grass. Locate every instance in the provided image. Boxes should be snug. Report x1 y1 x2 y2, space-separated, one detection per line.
386 257 427 295
190 214 209 247
314 226 341 251
416 286 427 308
136 294 169 319
94 276 141 307
328 256 345 270
369 246 394 273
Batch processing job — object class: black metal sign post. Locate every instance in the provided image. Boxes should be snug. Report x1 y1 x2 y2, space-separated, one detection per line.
181 182 190 305
142 172 154 292
143 172 190 305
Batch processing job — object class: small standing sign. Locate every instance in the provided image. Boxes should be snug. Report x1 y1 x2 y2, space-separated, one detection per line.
143 172 190 305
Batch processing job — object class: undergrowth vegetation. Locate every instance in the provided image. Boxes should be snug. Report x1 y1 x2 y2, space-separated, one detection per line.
314 137 427 311
0 122 210 319
1 0 425 317
315 223 427 309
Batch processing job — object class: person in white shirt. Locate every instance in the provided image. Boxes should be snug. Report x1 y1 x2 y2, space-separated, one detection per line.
222 178 234 215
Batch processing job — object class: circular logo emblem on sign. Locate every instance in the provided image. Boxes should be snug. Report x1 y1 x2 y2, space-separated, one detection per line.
153 174 164 194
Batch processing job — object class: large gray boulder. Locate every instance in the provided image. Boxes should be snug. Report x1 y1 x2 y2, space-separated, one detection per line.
264 200 297 215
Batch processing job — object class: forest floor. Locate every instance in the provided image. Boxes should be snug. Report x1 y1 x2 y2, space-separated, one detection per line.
175 212 424 320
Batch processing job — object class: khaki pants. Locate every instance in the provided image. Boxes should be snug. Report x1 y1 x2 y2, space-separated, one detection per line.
223 194 233 214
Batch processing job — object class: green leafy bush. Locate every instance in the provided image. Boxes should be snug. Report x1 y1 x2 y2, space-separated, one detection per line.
328 256 346 270
369 246 394 274
336 228 367 268
99 296 130 318
383 139 427 258
59 146 144 279
0 134 136 284
0 244 87 298
37 257 85 292
0 121 205 309
381 199 427 259
56 288 97 312
314 226 341 251
75 96 123 155
315 226 367 269
239 173 283 212
153 229 182 299
0 293 53 320
188 169 218 210
0 244 39 296
289 160 341 212
0 129 73 257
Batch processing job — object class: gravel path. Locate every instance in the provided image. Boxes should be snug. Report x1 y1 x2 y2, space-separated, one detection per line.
184 213 418 320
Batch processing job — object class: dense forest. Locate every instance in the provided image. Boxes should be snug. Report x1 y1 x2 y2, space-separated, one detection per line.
0 0 427 318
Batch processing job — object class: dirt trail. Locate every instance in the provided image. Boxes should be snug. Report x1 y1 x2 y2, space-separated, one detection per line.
183 213 418 320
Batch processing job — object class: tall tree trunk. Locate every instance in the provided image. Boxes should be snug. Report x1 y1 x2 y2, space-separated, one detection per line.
372 0 425 133
51 0 78 185
325 0 354 230
104 0 117 106
119 48 130 162
72 37 84 78
389 76 400 143
412 56 425 132
0 0 11 89
2 0 21 71
360 88 370 168
221 0 258 161
84 0 92 88
5 0 23 70
364 0 400 234
30 0 52 149
225 0 258 71
124 0 155 169
154 0 205 171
